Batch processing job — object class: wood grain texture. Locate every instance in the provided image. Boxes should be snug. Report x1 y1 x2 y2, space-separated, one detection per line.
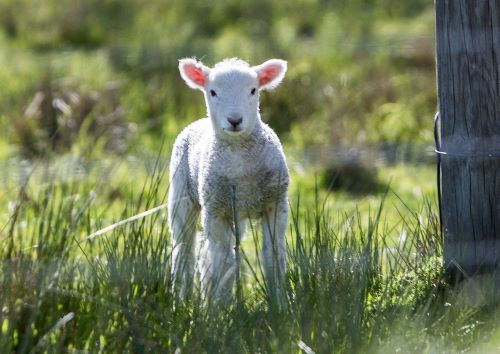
436 0 500 274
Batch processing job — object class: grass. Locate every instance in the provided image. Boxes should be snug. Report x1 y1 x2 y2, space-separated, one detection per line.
0 2 498 351
0 0 437 155
1 152 499 353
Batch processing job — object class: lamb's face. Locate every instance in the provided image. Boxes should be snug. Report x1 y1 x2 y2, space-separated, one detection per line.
205 66 259 136
179 58 287 138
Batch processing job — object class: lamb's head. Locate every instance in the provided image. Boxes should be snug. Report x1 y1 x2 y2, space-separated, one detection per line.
179 58 287 137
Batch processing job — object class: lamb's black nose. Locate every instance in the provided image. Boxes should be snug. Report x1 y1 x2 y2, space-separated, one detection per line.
227 115 243 128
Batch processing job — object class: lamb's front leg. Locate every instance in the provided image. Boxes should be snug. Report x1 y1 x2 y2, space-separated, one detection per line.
199 212 236 304
262 198 288 308
168 184 199 300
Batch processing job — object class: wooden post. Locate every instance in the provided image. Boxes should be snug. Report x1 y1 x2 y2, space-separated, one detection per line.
436 0 500 276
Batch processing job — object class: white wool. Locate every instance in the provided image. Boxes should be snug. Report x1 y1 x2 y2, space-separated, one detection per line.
169 57 289 305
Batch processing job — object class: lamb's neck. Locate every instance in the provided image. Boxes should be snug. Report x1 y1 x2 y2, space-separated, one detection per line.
213 118 264 148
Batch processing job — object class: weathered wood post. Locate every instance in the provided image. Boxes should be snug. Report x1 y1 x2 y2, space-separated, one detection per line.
436 0 500 276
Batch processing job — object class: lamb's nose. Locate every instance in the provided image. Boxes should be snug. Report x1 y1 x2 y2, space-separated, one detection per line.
227 115 243 128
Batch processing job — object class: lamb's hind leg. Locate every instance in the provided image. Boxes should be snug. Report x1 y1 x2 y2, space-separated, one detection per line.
168 181 199 300
262 197 288 308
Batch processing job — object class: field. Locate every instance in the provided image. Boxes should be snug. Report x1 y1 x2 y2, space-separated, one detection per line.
1 1 500 353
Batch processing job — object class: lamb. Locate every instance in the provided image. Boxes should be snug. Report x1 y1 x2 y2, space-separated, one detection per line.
168 57 289 306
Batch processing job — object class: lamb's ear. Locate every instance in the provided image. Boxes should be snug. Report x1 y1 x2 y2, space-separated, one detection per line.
253 59 287 90
179 58 210 90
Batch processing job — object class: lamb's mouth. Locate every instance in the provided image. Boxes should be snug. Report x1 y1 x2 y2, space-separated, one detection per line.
224 127 243 134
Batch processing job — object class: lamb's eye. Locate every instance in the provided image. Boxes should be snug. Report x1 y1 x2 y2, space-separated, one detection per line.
210 90 217 97
250 88 256 95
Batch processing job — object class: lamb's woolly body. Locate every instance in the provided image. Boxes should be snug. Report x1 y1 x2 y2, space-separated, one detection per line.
170 118 289 219
169 57 289 305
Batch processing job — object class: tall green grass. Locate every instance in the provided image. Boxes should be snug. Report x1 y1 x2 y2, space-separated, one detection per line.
1 155 499 353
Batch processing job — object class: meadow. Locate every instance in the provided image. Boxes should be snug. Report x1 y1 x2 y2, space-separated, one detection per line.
1 0 499 352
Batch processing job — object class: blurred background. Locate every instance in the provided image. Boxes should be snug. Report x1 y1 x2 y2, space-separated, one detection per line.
0 0 437 208
5 5 500 352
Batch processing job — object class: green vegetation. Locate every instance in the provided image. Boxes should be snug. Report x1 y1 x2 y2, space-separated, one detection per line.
0 0 437 154
0 158 499 353
1 0 499 352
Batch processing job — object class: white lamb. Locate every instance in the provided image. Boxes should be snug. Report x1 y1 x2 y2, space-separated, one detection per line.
168 57 289 305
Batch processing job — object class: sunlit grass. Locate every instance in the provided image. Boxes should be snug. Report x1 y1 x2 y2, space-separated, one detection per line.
0 2 497 352
0 153 498 353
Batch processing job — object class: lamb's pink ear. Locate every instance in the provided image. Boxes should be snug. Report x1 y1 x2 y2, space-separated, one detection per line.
179 58 210 90
253 59 287 90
